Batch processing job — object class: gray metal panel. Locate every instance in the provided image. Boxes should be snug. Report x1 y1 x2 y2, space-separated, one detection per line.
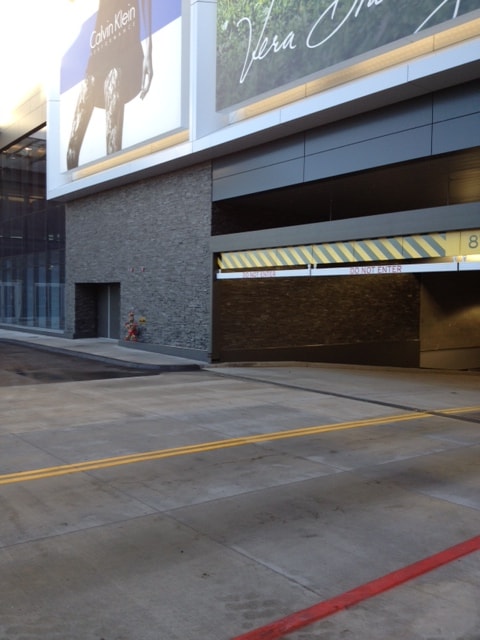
304 126 432 183
305 97 432 156
210 203 480 252
212 134 304 180
433 81 480 122
211 81 478 205
432 112 480 155
212 158 305 201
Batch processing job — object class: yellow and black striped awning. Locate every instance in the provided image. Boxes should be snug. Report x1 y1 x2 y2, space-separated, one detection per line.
217 230 479 271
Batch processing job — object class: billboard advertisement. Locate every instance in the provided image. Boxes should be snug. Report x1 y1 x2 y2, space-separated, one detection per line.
60 0 184 172
216 0 480 110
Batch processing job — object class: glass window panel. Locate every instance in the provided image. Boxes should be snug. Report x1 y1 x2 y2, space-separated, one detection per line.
0 128 65 330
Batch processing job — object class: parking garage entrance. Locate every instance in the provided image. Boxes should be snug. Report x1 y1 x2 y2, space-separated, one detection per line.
213 249 480 370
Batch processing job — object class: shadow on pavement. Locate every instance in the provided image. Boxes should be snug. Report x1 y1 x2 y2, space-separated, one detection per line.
0 340 162 386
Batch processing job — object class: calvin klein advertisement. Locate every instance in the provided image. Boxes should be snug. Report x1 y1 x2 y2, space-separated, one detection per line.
216 0 480 110
60 0 183 172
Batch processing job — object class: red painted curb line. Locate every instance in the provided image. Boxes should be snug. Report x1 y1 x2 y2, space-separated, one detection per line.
231 535 480 640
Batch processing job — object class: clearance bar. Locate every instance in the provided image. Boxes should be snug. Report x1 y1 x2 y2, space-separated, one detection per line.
216 230 480 273
217 259 480 279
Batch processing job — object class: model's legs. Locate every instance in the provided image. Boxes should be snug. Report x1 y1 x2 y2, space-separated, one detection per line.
66 76 96 170
104 67 125 155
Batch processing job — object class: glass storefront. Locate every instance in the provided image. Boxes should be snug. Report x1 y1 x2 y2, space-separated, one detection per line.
0 127 65 330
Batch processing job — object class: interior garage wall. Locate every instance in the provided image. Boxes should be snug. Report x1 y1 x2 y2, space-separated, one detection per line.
420 272 480 369
65 163 213 360
215 274 420 367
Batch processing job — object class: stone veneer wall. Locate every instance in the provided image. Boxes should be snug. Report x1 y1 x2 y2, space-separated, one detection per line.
65 162 213 359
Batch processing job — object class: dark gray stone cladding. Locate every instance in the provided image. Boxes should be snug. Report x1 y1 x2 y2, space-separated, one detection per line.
65 162 212 356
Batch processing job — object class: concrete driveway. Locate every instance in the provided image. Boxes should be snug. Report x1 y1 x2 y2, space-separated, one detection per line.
0 345 479 639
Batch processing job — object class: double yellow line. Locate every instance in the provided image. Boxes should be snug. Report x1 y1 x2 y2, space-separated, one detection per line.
0 406 477 486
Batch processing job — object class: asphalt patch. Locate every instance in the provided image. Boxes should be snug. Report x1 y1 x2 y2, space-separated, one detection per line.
0 341 162 386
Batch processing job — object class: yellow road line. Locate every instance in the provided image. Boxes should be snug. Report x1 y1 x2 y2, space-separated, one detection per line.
1 406 478 486
437 405 480 416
